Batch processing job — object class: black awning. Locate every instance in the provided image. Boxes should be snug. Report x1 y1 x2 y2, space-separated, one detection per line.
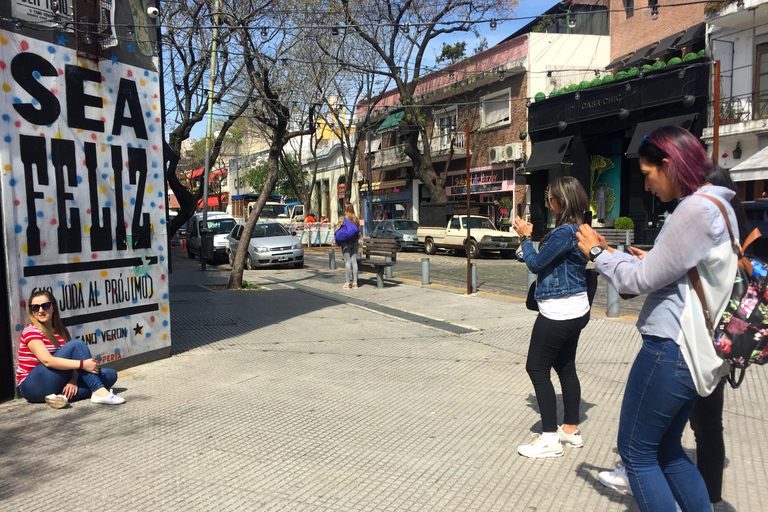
649 31 685 60
527 136 573 172
626 115 698 158
606 52 633 70
671 23 706 50
625 43 657 68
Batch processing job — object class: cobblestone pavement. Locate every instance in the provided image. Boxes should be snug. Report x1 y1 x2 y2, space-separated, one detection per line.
0 246 764 511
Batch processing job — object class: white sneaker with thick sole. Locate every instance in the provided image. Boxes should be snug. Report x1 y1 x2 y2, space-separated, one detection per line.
91 389 125 405
598 462 633 496
557 426 583 447
517 434 564 458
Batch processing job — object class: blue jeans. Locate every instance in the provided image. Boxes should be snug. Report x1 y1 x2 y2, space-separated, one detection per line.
618 337 711 512
18 339 118 403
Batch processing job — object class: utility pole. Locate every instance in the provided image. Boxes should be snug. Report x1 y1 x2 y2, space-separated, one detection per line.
201 0 220 271
365 72 373 236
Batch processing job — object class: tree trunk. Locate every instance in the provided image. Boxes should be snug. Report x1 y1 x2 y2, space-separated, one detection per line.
227 142 282 289
402 116 448 203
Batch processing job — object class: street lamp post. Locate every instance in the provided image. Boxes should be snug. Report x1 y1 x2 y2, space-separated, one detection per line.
201 0 221 271
364 72 373 236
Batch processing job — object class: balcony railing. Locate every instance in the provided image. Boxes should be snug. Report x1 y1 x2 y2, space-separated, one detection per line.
372 132 467 169
711 95 768 126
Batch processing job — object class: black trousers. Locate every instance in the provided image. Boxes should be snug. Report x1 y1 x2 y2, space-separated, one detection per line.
689 378 726 503
525 311 590 432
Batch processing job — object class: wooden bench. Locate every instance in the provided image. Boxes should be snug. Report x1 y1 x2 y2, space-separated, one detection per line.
358 238 397 288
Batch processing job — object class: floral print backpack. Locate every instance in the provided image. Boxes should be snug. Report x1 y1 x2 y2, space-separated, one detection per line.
688 195 768 388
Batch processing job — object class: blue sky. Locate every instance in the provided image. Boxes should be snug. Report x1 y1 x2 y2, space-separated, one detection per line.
185 1 558 141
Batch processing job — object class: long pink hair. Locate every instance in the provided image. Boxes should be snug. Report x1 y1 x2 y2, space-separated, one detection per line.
639 126 712 197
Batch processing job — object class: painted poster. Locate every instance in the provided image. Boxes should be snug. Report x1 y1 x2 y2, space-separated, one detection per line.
0 0 169 371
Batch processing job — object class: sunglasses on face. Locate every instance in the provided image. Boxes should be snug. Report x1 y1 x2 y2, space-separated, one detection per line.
31 302 52 313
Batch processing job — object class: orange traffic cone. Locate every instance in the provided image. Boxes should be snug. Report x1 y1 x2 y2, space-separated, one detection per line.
182 238 187 252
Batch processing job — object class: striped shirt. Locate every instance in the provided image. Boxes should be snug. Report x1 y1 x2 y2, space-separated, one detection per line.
16 325 66 385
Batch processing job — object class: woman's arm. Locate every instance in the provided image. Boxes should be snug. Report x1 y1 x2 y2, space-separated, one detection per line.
26 339 99 373
521 227 579 274
594 202 717 295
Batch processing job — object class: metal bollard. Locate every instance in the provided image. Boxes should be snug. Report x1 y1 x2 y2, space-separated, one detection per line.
385 256 393 278
625 229 632 248
422 258 430 285
471 263 478 294
329 249 336 270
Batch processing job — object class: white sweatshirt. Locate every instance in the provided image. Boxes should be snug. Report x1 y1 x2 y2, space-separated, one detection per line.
595 185 736 396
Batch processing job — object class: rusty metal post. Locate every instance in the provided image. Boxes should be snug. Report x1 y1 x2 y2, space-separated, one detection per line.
466 122 471 295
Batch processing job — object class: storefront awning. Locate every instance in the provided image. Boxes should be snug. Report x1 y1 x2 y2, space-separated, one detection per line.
186 168 226 180
606 52 633 70
625 115 698 158
729 147 768 182
197 193 229 208
649 31 685 60
671 23 706 50
624 43 658 68
527 137 573 172
376 111 405 133
360 179 407 192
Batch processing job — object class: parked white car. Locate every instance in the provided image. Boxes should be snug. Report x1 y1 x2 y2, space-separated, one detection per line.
227 222 304 269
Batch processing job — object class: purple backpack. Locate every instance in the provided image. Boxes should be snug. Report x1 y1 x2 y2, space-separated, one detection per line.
335 216 359 244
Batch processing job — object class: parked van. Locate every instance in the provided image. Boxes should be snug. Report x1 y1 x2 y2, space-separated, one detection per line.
185 212 237 262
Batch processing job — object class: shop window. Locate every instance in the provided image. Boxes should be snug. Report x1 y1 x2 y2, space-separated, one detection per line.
755 43 768 120
481 89 511 129
624 0 634 19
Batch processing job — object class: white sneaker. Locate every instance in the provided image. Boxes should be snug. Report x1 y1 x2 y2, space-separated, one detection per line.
557 425 584 447
517 434 564 458
44 394 68 409
598 462 633 496
91 389 125 405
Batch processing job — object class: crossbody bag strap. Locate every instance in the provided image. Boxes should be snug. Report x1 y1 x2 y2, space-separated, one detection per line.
687 193 744 333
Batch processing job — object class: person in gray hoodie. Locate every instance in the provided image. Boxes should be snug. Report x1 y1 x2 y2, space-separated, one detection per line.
577 126 736 512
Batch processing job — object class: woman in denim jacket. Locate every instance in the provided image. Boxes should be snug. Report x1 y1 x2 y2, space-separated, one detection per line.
513 176 590 458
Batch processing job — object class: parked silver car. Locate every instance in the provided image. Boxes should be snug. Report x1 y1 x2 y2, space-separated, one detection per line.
371 220 422 251
227 222 304 269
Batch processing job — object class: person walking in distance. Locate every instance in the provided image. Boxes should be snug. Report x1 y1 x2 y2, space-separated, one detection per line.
512 176 591 458
577 126 736 512
336 204 361 289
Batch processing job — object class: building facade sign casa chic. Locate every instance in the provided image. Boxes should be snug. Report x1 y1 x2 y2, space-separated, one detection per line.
581 94 623 111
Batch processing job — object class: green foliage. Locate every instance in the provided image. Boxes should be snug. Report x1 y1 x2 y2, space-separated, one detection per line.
616 71 629 80
549 89 561 98
578 80 591 89
627 67 640 77
697 49 706 58
436 42 467 64
667 57 683 66
601 74 615 84
652 61 666 70
241 155 301 200
589 77 602 87
683 52 698 62
535 92 546 102
568 83 580 92
641 64 654 73
614 217 635 230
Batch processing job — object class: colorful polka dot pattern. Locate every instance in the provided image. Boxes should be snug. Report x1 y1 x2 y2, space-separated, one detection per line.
0 30 171 360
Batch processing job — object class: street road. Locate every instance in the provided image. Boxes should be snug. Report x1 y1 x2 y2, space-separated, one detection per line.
213 245 646 318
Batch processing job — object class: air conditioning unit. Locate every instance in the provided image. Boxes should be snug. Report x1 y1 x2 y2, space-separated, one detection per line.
504 143 524 162
489 145 505 164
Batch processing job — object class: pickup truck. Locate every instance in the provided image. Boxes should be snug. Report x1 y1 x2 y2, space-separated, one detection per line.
418 213 518 259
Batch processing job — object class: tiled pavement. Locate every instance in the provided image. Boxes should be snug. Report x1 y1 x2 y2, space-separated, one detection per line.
0 247 765 511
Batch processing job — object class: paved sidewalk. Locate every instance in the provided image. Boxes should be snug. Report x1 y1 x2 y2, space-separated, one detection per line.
0 247 765 511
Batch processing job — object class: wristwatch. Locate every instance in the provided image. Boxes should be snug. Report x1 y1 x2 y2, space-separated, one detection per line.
589 245 605 262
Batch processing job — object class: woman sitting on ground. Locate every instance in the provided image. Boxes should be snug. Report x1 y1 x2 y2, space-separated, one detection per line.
17 290 125 408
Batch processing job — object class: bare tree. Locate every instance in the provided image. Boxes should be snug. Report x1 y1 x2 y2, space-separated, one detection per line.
226 6 323 289
322 0 518 202
161 0 257 237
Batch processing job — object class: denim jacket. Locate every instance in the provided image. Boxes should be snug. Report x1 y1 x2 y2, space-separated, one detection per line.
519 223 587 300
